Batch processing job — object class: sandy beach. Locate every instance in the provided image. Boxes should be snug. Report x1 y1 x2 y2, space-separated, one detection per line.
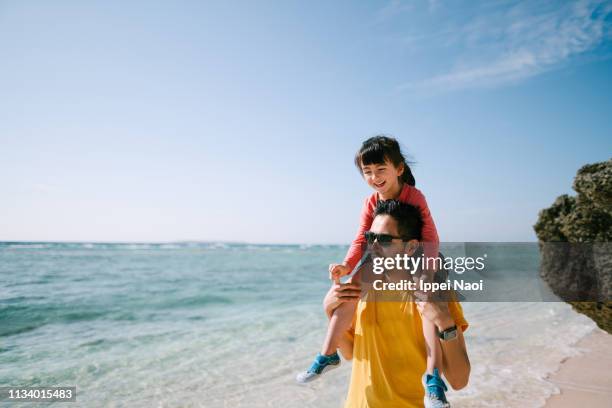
544 328 612 407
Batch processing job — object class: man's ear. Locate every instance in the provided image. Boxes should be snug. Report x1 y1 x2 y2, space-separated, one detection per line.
405 239 419 255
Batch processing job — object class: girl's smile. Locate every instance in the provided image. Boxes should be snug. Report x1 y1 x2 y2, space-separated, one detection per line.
361 160 405 199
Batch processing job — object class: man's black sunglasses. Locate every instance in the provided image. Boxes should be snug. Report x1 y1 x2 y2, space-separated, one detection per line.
364 231 407 245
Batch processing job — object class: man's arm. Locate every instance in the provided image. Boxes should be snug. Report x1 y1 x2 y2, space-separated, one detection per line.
436 315 470 389
416 301 471 390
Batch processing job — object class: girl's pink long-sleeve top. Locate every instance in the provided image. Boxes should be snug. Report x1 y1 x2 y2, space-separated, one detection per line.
343 183 440 271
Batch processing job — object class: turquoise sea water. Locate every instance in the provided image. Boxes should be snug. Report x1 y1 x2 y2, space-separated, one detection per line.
0 243 596 407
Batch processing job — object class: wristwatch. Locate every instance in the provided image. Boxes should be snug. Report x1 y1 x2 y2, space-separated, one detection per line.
437 325 457 341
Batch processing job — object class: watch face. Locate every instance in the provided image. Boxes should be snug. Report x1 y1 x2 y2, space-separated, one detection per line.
444 330 457 341
440 326 458 341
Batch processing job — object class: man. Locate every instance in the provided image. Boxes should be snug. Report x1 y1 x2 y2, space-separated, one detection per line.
324 200 470 407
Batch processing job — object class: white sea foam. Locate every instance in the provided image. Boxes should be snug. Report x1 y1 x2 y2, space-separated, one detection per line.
124 244 152 250
159 244 181 249
7 243 49 249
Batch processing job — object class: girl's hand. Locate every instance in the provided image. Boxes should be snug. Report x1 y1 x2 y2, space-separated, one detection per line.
329 263 351 281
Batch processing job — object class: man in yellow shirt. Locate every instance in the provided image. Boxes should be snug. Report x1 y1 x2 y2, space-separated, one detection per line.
324 200 471 407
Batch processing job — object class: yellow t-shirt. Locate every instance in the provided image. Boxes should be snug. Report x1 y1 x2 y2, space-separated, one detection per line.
344 292 468 408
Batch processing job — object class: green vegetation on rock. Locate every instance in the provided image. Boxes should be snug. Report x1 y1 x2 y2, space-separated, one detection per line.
534 159 612 334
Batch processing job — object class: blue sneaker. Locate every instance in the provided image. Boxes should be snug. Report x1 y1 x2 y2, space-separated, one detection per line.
422 368 450 408
296 352 341 384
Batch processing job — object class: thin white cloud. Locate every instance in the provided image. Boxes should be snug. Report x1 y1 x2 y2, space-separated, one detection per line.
30 183 59 194
427 0 440 13
398 0 612 93
374 0 414 24
375 0 439 23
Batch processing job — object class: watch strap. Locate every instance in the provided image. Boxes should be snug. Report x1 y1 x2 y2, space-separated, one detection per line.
438 325 457 341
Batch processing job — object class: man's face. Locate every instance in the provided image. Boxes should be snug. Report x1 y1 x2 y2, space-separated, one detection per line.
369 214 403 258
369 214 419 258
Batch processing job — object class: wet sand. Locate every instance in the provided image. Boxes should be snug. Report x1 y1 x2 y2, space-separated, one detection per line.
544 329 612 407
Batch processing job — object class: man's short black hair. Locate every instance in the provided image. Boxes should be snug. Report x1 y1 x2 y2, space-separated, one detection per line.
374 199 423 240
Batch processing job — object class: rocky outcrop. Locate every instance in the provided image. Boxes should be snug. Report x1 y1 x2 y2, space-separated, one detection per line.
534 159 612 334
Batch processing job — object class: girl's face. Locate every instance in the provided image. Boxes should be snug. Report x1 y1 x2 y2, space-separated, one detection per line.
361 159 404 196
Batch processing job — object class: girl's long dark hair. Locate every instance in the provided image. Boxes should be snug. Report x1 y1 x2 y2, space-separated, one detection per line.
354 135 416 186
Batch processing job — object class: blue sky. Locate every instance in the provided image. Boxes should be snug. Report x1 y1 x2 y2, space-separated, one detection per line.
1 0 611 243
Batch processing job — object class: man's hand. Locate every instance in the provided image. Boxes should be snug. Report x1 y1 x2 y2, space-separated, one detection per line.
323 281 361 318
329 263 351 281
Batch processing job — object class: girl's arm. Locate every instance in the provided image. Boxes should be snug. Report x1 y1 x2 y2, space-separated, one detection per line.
407 187 439 258
342 196 375 271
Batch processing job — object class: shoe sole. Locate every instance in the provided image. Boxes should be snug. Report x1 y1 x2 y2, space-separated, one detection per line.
295 361 341 384
423 397 450 408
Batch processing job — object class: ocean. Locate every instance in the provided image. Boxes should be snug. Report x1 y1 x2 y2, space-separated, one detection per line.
0 242 597 407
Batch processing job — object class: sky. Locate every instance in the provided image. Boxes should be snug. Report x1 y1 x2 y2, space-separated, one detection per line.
1 0 611 244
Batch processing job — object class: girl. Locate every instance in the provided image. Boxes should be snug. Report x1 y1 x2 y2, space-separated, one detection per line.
296 136 450 408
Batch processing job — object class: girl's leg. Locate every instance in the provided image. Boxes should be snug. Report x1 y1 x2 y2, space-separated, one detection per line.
321 300 357 356
320 271 361 357
421 263 444 374
422 316 443 374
